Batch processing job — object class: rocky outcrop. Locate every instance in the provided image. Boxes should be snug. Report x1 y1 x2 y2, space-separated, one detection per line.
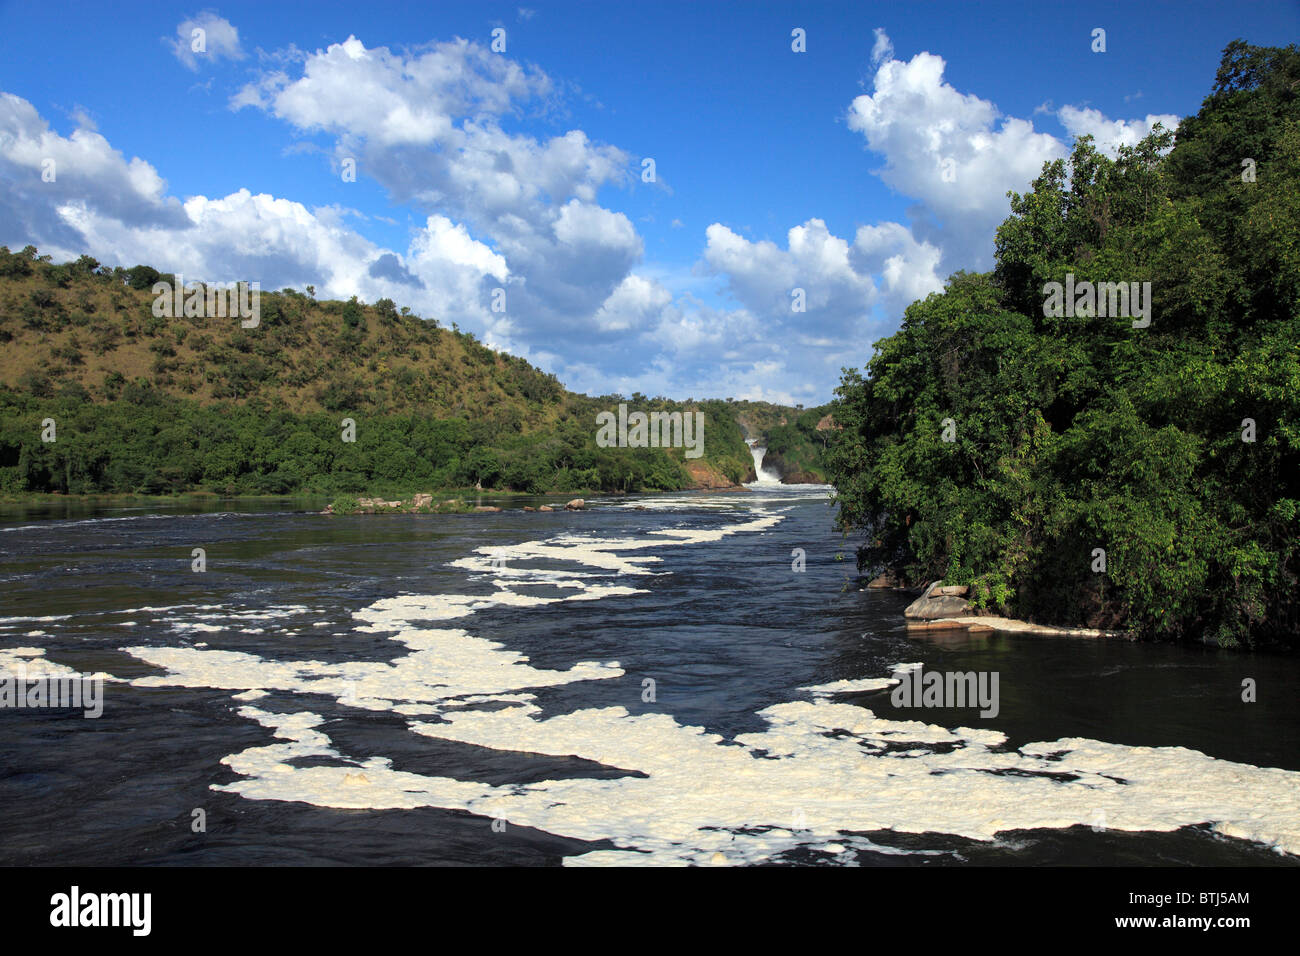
357 497 403 509
684 460 743 490
780 468 823 484
903 580 973 620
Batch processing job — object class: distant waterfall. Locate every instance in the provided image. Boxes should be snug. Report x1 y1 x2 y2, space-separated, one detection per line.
746 439 783 485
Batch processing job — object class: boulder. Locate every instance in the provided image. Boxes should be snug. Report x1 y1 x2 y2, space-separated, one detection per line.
935 584 969 597
412 493 433 509
866 571 900 589
565 498 585 510
523 506 536 512
473 505 502 513
903 580 973 620
538 505 554 512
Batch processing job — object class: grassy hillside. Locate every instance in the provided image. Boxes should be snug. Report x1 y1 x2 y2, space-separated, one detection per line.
0 249 763 496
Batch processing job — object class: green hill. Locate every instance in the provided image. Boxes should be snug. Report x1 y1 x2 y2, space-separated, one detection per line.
0 251 783 496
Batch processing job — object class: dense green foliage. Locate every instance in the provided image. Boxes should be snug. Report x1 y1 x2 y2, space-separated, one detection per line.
827 41 1300 647
763 404 834 482
0 248 764 496
0 385 739 495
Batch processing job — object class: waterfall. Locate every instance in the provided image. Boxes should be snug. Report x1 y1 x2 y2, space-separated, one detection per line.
745 439 783 485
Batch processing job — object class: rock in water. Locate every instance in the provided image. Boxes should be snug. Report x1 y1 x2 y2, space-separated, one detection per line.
903 580 973 619
565 498 585 510
473 505 502 513
539 505 554 512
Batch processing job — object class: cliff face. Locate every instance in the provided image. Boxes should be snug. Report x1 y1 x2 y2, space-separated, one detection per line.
685 460 745 490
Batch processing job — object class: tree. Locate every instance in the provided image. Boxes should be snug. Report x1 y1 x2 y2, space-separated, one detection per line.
342 296 365 330
126 265 162 291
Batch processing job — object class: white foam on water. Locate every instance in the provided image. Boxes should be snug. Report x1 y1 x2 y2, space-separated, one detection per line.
125 622 623 717
614 489 832 513
200 689 1300 865
0 647 79 675
0 647 115 682
88 506 1300 864
802 676 900 697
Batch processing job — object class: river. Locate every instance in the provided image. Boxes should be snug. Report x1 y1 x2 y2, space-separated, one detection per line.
1 487 1297 865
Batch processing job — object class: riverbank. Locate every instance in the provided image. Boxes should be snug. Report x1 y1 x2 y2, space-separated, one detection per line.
896 579 1129 640
907 615 1129 640
0 476 753 507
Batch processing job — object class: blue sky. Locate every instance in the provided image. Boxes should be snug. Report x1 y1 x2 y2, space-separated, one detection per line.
1 1 1296 404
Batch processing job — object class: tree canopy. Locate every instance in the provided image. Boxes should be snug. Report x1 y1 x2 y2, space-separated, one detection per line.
827 41 1300 647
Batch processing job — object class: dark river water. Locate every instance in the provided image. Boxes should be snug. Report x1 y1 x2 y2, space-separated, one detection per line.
1 487 1297 866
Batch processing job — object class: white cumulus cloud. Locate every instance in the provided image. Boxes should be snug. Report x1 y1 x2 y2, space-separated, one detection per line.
169 12 245 71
